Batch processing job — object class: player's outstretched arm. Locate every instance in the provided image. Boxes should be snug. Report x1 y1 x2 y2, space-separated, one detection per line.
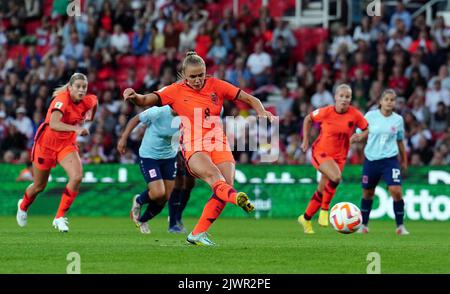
123 88 160 107
237 90 276 123
117 114 141 155
301 114 312 152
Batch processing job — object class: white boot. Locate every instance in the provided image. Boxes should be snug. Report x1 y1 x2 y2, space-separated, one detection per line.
16 199 28 227
53 217 69 232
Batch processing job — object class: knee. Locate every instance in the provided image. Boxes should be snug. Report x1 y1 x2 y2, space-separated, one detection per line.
391 190 403 201
149 188 166 202
33 183 46 194
363 190 375 200
328 175 341 186
70 173 83 185
200 169 221 184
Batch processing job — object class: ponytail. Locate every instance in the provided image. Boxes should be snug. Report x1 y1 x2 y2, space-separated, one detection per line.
51 83 69 98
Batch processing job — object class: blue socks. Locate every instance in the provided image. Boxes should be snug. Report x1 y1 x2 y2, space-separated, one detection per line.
168 188 181 227
361 198 405 227
136 190 150 205
393 199 405 226
361 198 373 225
168 189 192 227
139 200 164 223
177 189 191 223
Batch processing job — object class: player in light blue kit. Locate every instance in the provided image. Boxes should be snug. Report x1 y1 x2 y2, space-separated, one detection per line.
117 105 180 234
359 89 409 235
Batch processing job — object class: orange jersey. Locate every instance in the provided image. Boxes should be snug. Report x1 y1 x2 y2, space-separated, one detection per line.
34 89 97 151
310 105 368 160
154 77 240 150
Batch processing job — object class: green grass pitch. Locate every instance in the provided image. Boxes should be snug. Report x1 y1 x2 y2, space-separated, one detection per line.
0 216 448 274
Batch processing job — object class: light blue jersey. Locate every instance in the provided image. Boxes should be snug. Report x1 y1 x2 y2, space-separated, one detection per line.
364 109 404 161
138 106 180 160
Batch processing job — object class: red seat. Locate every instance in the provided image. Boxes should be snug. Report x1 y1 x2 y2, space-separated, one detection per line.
97 66 113 80
117 55 137 68
151 55 165 74
7 45 28 59
238 0 262 17
43 0 53 17
115 68 129 83
206 64 218 75
25 20 42 35
136 66 148 81
137 55 153 67
292 28 329 62
268 0 295 17
36 45 51 56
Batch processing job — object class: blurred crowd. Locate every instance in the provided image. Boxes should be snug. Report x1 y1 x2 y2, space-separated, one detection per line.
0 0 449 167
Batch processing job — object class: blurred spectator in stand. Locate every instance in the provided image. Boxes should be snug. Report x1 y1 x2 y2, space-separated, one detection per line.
426 79 450 114
247 41 272 88
311 82 333 108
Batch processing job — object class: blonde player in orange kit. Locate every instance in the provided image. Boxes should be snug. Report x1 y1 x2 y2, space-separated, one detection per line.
123 51 275 245
16 73 98 232
298 84 368 234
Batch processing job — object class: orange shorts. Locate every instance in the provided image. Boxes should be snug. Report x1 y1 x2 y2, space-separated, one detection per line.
311 150 346 172
31 142 79 170
181 141 236 178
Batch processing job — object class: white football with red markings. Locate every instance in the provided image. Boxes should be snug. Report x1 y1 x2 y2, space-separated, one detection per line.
329 202 362 234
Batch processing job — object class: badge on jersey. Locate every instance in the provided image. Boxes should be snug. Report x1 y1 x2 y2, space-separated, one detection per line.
312 109 320 117
55 102 63 109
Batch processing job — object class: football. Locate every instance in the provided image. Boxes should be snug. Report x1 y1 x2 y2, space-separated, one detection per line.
329 202 362 234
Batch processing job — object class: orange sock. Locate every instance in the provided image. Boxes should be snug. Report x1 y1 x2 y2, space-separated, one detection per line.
321 180 339 210
192 194 225 235
55 187 78 218
212 180 237 205
20 192 36 211
304 191 323 220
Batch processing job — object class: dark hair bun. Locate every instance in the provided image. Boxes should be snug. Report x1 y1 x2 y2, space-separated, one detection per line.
186 51 197 57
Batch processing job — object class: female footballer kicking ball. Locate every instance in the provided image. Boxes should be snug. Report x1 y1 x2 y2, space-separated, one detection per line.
16 73 97 232
123 51 275 245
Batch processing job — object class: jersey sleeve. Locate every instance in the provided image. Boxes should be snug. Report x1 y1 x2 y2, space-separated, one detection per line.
154 84 178 106
139 107 161 126
310 107 328 123
214 78 241 101
397 116 405 141
355 109 369 130
356 111 371 133
50 94 69 114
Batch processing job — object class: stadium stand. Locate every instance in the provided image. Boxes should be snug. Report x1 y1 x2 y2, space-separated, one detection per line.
0 0 449 166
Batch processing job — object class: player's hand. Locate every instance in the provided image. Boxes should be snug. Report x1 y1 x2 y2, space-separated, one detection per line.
259 110 277 123
117 138 127 155
350 133 363 144
123 88 138 103
401 161 408 173
75 127 89 136
301 140 309 153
